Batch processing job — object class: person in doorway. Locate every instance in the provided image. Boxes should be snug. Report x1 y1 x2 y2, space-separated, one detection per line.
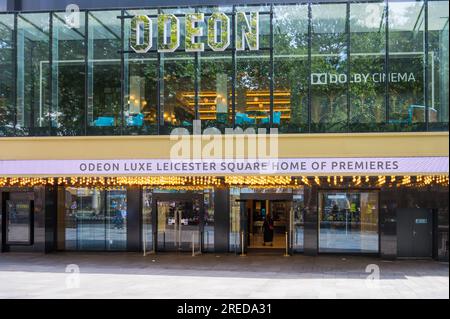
263 213 274 246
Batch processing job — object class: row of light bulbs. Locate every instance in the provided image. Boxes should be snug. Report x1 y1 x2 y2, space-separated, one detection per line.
0 175 448 188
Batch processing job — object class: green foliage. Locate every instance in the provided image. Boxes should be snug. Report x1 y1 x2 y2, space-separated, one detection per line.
185 13 204 52
236 12 259 51
158 14 180 52
207 12 230 51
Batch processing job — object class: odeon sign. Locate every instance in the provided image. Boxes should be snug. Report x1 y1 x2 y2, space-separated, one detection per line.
130 12 259 53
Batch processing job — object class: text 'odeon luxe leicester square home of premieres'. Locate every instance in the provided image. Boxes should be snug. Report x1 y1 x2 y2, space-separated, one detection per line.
0 0 448 260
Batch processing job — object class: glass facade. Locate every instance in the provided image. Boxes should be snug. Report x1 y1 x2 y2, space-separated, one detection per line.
0 1 448 136
319 190 379 253
52 11 85 135
228 187 306 253
63 187 128 251
16 13 50 136
350 1 386 131
0 14 14 136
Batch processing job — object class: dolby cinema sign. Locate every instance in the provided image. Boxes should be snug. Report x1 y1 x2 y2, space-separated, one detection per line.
129 12 259 53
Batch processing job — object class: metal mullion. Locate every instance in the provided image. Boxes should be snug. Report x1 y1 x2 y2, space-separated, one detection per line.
385 0 389 126
424 0 429 131
194 8 200 122
307 2 312 133
49 12 53 136
269 4 274 127
84 11 88 135
195 53 200 122
232 5 237 129
104 190 107 251
157 8 163 135
13 13 18 136
346 1 350 133
157 52 162 135
120 9 125 135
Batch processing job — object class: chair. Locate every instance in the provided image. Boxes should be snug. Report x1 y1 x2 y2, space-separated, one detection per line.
235 112 255 125
93 117 114 127
260 112 281 125
127 113 144 126
273 111 281 125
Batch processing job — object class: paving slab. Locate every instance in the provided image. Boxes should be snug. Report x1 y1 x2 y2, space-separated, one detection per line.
0 253 448 299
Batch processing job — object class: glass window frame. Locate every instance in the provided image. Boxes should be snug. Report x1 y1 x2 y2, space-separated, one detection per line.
317 188 380 254
0 2 448 136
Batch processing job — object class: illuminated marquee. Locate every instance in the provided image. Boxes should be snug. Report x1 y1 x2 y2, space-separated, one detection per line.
130 12 259 53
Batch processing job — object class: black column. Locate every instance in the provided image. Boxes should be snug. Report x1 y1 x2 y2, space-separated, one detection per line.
303 185 318 256
0 191 5 253
127 187 142 252
214 187 229 253
436 190 449 261
44 183 57 253
379 190 397 260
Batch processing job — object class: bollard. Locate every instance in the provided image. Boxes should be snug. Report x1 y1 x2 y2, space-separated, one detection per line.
239 231 246 257
143 226 146 257
284 231 290 257
192 232 195 257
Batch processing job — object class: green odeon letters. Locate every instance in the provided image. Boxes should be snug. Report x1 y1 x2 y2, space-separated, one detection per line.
130 11 259 53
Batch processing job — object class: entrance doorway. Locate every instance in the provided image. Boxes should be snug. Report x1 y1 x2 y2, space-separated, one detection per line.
154 193 203 252
1 192 34 251
318 190 379 253
237 192 294 254
244 199 290 249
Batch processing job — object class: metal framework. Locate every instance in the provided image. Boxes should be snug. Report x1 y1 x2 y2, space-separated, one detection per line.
0 0 444 136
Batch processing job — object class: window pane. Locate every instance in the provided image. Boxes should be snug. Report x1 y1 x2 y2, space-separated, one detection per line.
143 189 153 252
350 1 387 132
199 52 233 132
196 7 233 132
203 189 215 252
16 13 50 136
292 189 305 252
311 3 348 132
52 12 86 136
124 9 158 135
274 4 309 133
6 201 32 244
235 6 270 130
229 188 241 253
0 14 14 136
236 51 270 130
388 0 426 131
159 8 196 134
87 11 121 135
428 0 449 130
319 191 379 253
160 52 196 133
65 188 106 250
105 189 127 250
64 187 127 251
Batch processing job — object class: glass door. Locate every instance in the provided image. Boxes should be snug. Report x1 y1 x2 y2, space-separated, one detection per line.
156 197 202 252
6 199 34 246
318 190 379 253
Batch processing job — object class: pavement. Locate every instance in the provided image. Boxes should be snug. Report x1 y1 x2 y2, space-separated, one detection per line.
0 252 448 299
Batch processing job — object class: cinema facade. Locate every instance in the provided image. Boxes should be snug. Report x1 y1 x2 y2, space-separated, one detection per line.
0 0 448 261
